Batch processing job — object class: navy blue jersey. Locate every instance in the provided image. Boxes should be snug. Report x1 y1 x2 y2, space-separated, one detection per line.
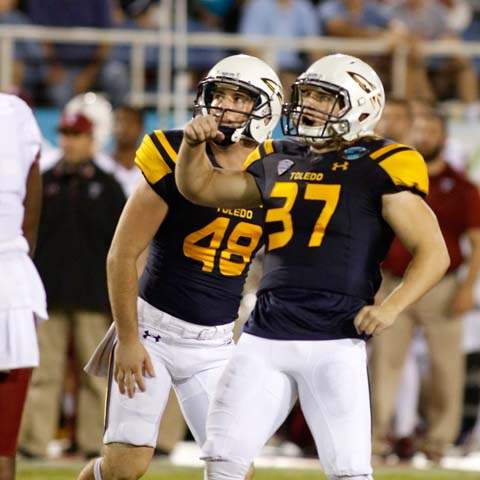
241 137 428 340
135 130 264 326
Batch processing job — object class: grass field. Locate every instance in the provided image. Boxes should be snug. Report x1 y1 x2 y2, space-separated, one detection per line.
16 463 480 480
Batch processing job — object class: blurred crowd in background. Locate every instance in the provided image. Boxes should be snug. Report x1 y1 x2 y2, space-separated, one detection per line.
4 0 480 470
1 0 480 111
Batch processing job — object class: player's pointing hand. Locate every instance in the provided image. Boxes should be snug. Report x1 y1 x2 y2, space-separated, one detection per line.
184 115 225 147
354 304 398 336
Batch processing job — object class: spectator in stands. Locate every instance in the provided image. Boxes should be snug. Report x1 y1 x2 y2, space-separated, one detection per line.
188 0 235 30
111 0 160 92
0 0 44 98
317 0 418 95
391 0 478 109
370 110 480 462
96 104 144 197
239 0 320 91
187 0 229 77
187 0 245 33
113 0 223 92
25 0 128 106
318 0 392 36
206 0 246 33
115 0 229 88
19 112 126 459
440 0 473 35
462 2 480 77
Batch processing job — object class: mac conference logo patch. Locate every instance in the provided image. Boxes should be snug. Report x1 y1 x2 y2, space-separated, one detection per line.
277 159 294 175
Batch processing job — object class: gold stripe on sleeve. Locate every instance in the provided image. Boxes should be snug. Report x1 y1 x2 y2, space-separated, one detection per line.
243 146 262 170
153 130 178 163
263 139 274 155
134 135 172 184
370 142 406 160
379 149 429 196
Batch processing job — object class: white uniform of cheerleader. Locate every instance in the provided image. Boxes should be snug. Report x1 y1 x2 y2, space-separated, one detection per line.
0 94 47 372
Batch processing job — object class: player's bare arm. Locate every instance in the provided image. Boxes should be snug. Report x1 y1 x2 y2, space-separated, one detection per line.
22 156 42 256
175 115 261 209
107 179 168 398
355 190 449 335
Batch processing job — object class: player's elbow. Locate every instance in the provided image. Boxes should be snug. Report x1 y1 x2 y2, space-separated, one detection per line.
107 240 136 274
177 182 203 206
175 169 200 203
176 171 213 207
432 240 450 278
439 244 451 274
182 189 217 208
176 176 197 203
413 234 450 281
106 245 121 275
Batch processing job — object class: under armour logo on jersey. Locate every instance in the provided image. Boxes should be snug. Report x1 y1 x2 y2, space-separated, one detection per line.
332 161 349 171
277 159 294 175
143 330 161 342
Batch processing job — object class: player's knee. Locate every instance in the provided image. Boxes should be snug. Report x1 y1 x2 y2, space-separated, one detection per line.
102 446 151 480
205 458 250 480
102 462 148 480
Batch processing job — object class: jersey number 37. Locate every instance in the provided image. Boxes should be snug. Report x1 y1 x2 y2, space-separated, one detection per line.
267 182 341 251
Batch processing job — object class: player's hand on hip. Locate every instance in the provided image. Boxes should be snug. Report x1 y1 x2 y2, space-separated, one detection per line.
184 115 225 147
114 339 155 398
354 304 397 336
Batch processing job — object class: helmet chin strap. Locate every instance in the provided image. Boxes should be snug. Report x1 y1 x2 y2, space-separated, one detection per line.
214 126 243 146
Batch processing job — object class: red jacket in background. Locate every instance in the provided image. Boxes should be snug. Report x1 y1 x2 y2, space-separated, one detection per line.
383 164 480 277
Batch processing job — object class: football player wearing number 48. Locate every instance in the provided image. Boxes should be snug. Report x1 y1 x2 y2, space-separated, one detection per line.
77 54 284 480
175 54 450 480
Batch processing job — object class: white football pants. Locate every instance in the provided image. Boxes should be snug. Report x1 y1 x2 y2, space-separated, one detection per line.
203 333 373 479
104 298 235 447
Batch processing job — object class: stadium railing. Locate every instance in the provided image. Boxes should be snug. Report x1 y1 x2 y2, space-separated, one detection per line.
0 25 479 126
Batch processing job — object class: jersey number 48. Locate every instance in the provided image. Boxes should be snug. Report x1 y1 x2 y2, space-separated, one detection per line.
183 217 262 276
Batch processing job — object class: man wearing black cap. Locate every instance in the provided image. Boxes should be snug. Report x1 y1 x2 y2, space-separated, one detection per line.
19 112 126 459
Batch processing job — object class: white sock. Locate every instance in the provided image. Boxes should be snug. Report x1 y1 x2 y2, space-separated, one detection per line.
205 459 249 480
329 476 373 480
93 458 103 480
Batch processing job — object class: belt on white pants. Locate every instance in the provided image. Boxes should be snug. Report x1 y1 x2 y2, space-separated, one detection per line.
138 297 234 341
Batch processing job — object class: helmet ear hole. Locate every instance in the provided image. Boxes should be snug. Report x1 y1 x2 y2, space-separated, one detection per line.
359 113 370 122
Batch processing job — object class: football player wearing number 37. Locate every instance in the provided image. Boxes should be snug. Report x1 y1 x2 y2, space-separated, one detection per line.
175 54 450 480
77 54 283 480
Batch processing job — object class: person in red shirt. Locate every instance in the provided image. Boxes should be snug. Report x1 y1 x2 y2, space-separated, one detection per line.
371 109 480 462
